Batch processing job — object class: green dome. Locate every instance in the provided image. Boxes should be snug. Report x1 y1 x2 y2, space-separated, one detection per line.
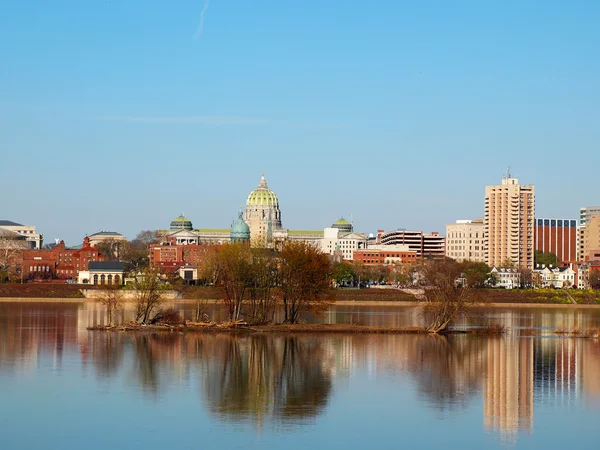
246 174 279 207
170 214 193 231
333 218 350 225
332 217 353 233
231 210 251 242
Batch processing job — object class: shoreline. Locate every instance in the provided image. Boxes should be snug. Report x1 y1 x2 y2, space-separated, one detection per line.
87 323 432 335
1 297 600 309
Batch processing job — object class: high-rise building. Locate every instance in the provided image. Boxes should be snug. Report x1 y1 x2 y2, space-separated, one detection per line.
534 218 577 264
484 171 535 270
577 207 600 261
580 215 600 261
445 219 485 262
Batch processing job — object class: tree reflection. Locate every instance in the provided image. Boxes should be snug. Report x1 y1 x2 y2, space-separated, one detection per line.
89 331 124 379
130 333 182 395
200 335 332 424
406 334 486 410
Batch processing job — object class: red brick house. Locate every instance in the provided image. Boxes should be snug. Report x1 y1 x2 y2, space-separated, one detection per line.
21 237 104 280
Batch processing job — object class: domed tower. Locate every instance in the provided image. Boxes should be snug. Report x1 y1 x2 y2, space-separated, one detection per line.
170 214 193 231
244 173 282 244
332 217 353 233
231 209 251 243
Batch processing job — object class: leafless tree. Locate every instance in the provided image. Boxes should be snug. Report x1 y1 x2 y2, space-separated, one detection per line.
420 259 481 333
134 266 163 324
278 241 332 324
97 284 123 326
0 231 27 280
208 242 253 322
248 249 278 324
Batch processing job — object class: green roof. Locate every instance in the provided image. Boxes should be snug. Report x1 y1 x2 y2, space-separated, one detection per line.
287 230 324 236
246 188 279 207
172 215 191 222
333 217 350 225
195 228 231 234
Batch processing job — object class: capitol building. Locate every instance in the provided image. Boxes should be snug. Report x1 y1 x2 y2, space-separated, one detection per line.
162 173 325 248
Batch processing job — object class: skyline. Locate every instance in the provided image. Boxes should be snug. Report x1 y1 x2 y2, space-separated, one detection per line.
2 1 599 244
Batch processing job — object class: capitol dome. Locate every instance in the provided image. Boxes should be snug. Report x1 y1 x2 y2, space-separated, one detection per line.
246 174 279 207
170 214 193 231
332 217 353 233
244 173 283 245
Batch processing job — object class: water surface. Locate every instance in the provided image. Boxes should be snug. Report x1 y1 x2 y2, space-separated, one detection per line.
0 302 599 449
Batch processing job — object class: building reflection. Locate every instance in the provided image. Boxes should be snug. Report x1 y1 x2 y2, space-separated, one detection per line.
484 337 534 439
1 302 600 435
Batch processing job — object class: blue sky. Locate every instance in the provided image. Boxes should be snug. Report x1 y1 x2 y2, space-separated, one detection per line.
1 0 599 244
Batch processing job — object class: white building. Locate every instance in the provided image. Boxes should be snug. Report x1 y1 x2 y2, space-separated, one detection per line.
78 261 125 285
0 220 43 249
445 219 485 262
490 267 521 289
321 227 368 261
533 265 576 289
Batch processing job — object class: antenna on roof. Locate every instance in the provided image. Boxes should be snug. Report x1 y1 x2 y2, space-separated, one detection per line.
504 166 511 179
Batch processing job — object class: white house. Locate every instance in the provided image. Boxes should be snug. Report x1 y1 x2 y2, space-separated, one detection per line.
490 267 521 289
78 261 125 285
533 265 576 289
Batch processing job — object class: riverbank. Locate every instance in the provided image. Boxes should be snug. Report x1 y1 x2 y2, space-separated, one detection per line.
1 283 600 305
87 322 440 335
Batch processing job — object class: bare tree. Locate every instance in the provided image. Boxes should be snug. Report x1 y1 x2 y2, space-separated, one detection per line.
209 242 253 322
0 231 27 280
97 284 123 326
134 266 163 324
278 241 332 324
420 259 481 333
248 249 278 324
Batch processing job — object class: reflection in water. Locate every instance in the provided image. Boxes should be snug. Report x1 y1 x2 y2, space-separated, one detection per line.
198 335 333 424
404 335 486 410
484 338 533 440
1 302 600 443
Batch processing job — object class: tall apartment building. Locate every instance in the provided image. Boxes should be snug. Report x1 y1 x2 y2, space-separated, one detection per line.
445 219 485 262
578 207 600 261
375 229 445 258
534 218 577 264
580 215 600 261
484 172 535 270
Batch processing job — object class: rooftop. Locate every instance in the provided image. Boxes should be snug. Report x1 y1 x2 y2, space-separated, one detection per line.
89 231 124 237
89 261 125 271
0 220 23 226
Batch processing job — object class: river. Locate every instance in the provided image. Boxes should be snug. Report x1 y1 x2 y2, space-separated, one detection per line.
0 301 599 449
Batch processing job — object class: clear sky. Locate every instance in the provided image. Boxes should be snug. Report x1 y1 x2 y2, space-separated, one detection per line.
1 0 599 245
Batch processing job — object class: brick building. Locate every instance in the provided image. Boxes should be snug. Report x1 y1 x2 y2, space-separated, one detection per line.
21 237 104 280
534 218 577 264
354 245 418 265
149 242 216 272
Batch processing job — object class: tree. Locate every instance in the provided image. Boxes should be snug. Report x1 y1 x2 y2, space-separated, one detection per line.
419 259 480 333
0 231 26 281
95 238 123 260
590 269 600 289
134 230 161 247
134 266 163 324
332 262 355 286
209 242 253 322
247 249 278 324
459 261 491 288
534 251 558 268
278 241 332 324
97 284 123 326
